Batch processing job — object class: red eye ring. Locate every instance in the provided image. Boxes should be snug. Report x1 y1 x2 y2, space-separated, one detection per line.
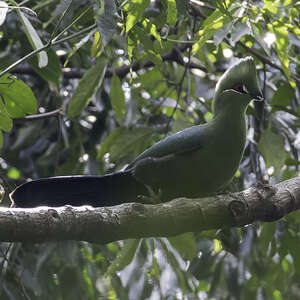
233 83 243 92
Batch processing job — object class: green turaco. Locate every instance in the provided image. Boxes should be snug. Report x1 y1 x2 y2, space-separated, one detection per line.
10 56 263 208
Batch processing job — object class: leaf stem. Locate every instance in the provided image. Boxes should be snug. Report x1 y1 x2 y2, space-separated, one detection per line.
0 24 97 78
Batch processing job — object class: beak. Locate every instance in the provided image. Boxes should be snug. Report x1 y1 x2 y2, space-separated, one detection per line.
251 92 264 102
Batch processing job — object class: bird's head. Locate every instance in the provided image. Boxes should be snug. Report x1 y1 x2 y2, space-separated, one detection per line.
212 57 263 115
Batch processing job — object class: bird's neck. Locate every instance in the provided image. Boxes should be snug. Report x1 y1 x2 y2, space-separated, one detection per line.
210 106 247 142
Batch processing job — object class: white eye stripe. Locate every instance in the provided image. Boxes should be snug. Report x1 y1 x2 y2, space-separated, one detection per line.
242 84 249 93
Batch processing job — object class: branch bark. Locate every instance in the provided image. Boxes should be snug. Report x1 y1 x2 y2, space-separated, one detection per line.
0 177 299 244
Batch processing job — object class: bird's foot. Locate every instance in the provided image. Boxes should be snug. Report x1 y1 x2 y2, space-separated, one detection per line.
137 185 162 204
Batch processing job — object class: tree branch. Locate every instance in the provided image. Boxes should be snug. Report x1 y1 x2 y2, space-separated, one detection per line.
0 177 299 244
13 108 63 123
12 45 207 80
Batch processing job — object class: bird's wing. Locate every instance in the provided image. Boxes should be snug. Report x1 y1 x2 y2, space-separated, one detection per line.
128 123 210 168
127 124 213 189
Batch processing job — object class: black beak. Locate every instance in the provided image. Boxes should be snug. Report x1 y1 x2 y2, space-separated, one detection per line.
251 92 264 102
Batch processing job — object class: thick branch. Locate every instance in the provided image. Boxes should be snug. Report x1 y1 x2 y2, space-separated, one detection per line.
0 177 299 244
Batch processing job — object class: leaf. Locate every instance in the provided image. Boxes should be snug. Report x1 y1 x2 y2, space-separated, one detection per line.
0 98 12 132
167 0 177 26
17 8 48 68
44 0 72 28
91 31 102 58
106 239 141 275
67 58 107 119
270 83 294 107
263 0 278 14
168 233 196 261
110 74 126 123
125 0 150 32
213 22 233 46
0 74 37 118
94 0 118 46
271 22 295 87
259 222 276 254
143 19 161 46
175 0 188 17
192 8 233 52
29 49 62 85
0 1 8 26
64 30 95 67
252 23 271 56
258 128 286 176
231 22 251 44
97 127 154 162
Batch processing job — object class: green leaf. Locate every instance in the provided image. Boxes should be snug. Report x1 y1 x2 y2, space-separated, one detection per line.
106 239 140 275
259 222 276 254
110 75 126 123
97 126 154 162
29 49 62 85
17 7 48 68
7 168 21 179
0 1 8 26
193 8 232 52
168 233 196 261
94 0 118 45
91 31 102 58
270 83 294 107
258 128 286 176
143 19 161 46
136 68 163 84
125 0 150 32
270 22 295 87
263 0 279 14
167 0 177 26
0 98 12 132
175 0 188 17
64 30 95 67
67 58 107 119
251 23 271 56
0 131 2 148
0 74 37 118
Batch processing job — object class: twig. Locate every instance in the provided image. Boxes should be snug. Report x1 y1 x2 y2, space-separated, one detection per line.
13 108 63 123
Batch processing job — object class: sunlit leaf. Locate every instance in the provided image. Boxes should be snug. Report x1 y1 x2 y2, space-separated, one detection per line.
125 0 150 32
17 7 48 68
0 74 37 118
0 1 8 26
167 0 177 26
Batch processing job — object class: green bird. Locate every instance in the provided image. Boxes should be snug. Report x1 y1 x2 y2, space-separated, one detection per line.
10 57 263 208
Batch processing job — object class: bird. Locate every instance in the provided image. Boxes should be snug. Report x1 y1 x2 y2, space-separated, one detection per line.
10 56 263 208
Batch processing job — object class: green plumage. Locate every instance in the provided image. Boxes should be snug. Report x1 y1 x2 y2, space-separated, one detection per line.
130 57 262 199
11 57 263 207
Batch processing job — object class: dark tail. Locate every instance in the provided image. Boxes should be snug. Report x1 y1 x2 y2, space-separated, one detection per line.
10 171 148 208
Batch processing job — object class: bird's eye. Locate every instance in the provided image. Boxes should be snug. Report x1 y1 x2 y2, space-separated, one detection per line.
232 83 244 92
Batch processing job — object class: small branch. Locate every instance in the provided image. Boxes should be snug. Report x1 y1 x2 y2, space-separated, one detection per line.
0 23 97 78
11 45 208 80
13 108 63 123
0 177 299 244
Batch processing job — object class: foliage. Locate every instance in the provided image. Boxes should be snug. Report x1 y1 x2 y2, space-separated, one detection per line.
0 0 299 299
